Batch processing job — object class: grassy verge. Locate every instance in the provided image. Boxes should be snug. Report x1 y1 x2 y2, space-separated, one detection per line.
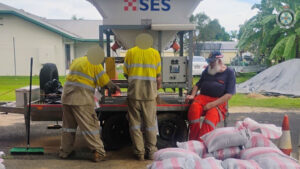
0 76 65 101
229 94 300 109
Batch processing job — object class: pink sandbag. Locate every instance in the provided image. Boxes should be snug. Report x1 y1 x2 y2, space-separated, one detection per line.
148 157 223 169
221 158 262 169
210 146 242 160
176 140 208 157
240 147 284 160
236 118 282 139
201 127 251 153
154 148 201 161
254 155 300 169
244 132 278 149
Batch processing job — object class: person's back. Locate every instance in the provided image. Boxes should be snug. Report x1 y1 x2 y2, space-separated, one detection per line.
62 56 110 106
60 46 119 162
124 46 161 100
124 33 161 161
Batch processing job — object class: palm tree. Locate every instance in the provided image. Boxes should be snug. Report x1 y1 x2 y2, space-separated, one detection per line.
237 0 300 64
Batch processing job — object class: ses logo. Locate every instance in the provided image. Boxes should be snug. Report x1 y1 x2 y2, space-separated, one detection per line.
124 0 171 12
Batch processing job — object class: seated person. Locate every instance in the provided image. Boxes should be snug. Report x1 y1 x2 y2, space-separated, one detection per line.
186 51 236 141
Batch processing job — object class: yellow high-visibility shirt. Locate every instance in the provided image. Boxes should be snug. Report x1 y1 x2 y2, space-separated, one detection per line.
62 56 110 105
123 46 161 100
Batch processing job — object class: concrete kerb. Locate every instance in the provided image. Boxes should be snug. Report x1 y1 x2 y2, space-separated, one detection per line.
229 107 300 114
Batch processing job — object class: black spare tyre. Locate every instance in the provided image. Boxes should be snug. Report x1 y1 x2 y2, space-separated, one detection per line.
39 63 59 91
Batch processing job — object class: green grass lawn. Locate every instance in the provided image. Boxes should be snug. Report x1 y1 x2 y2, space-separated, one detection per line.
0 76 65 101
0 73 300 109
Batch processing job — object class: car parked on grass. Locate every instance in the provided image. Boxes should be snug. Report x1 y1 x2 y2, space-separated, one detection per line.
192 56 208 76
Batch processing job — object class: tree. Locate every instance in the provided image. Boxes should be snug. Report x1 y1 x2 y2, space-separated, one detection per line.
71 15 84 20
190 13 231 42
237 0 300 64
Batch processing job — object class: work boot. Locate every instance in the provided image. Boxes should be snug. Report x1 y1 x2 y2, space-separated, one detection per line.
135 154 144 161
92 151 106 162
145 152 154 160
59 151 76 159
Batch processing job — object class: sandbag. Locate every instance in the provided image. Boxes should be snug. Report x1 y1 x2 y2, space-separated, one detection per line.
240 147 284 160
236 118 281 139
201 127 251 153
154 148 201 161
176 141 207 157
210 147 242 160
244 132 278 149
254 156 300 169
147 157 199 169
240 147 300 169
148 157 223 169
221 158 262 169
0 151 4 169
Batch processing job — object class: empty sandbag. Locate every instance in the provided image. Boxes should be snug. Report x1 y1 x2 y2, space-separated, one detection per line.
176 141 207 158
221 158 262 169
201 127 251 153
154 148 201 161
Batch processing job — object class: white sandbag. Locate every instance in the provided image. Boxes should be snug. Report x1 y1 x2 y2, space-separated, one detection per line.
201 127 251 153
197 157 224 169
236 118 282 139
244 132 278 149
254 156 300 169
148 157 198 169
148 157 223 169
210 147 242 160
222 158 262 169
154 148 201 161
176 141 207 157
0 151 4 169
240 147 284 160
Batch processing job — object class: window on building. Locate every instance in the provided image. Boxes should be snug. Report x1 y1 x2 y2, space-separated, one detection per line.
65 44 71 69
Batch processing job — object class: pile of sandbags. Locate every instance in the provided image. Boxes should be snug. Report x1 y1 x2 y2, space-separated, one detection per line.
147 118 300 169
0 152 5 169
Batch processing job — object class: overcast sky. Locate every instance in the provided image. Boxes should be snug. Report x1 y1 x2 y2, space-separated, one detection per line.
0 0 260 31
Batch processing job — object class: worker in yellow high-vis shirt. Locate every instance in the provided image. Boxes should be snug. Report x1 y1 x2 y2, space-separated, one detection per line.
123 33 161 161
59 46 119 162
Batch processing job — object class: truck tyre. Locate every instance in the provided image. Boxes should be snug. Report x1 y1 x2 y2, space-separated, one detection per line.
39 63 59 91
157 113 188 149
102 114 131 150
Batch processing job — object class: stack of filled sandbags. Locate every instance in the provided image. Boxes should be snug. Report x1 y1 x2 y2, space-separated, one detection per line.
147 118 300 169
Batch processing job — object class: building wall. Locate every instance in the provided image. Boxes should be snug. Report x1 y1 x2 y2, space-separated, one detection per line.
74 41 99 59
0 14 66 76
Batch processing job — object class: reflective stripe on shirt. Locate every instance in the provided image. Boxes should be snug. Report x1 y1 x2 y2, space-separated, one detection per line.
69 71 94 81
124 63 157 69
95 71 106 82
65 81 95 92
128 76 156 81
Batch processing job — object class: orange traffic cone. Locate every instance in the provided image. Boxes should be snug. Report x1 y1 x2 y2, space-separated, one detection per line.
278 115 292 156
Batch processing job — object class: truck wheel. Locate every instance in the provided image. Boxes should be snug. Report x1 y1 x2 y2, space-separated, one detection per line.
102 114 131 150
157 113 188 149
39 63 59 91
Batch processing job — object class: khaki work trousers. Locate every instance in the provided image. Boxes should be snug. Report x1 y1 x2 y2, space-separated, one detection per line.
128 99 157 156
60 105 105 156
